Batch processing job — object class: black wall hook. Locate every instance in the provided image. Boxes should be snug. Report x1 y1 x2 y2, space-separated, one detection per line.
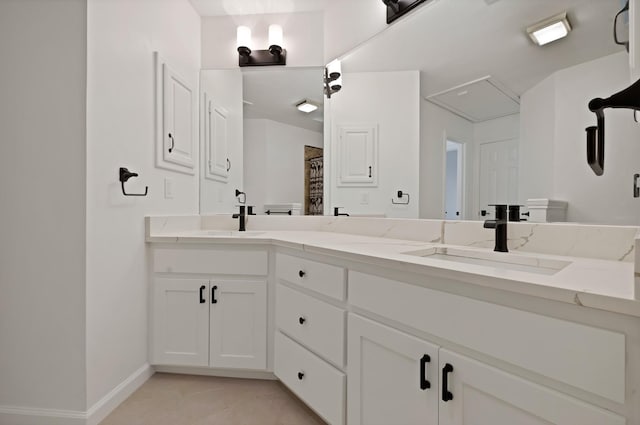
586 77 640 176
119 167 148 196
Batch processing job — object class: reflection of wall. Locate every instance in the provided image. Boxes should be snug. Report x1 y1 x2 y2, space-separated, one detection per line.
244 119 323 214
420 101 474 219
328 71 420 218
520 51 640 225
200 70 244 214
201 12 324 69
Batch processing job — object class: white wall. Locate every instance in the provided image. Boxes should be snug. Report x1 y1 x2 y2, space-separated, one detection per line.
0 0 87 412
200 70 244 214
520 75 555 203
201 12 324 69
244 119 323 214
420 101 474 219
86 0 201 410
328 71 420 218
520 51 640 224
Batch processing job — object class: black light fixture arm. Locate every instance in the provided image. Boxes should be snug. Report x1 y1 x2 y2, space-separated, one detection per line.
586 77 640 176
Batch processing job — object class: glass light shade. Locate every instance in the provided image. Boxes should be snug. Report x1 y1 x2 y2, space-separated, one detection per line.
237 26 252 49
327 59 342 80
330 75 343 91
268 24 283 47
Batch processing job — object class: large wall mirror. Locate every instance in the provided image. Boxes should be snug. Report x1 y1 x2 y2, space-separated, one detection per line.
199 67 324 215
200 0 640 225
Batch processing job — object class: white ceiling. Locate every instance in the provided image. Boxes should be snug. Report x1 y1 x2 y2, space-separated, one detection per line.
242 68 325 132
189 0 330 16
341 0 626 100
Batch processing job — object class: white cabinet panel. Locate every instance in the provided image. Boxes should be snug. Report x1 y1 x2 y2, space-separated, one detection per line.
347 314 438 425
153 248 268 275
154 52 196 174
210 280 267 370
204 95 229 182
152 278 209 367
439 349 625 425
275 331 345 425
349 271 626 403
337 124 377 186
276 253 346 301
276 283 346 367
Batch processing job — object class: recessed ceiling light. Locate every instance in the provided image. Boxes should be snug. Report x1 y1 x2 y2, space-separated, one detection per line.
527 12 571 46
296 100 318 113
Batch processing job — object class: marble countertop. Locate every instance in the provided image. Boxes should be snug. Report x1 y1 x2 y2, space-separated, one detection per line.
147 228 640 318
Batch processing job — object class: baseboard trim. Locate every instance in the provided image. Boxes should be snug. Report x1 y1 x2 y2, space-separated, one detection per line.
0 406 86 425
154 365 277 381
86 363 154 425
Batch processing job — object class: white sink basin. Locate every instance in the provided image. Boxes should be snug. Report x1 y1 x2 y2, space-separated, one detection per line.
403 247 570 275
202 230 266 237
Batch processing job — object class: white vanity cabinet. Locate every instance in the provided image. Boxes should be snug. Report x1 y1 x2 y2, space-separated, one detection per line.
151 247 268 371
347 314 439 425
274 252 347 425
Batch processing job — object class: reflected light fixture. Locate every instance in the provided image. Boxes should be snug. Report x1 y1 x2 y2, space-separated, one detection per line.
296 100 318 113
382 0 429 24
324 59 342 99
237 24 286 67
527 12 572 46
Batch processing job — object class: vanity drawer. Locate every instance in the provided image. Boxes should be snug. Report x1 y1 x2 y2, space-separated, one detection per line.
276 283 346 367
274 331 345 425
349 271 626 404
276 253 346 301
153 248 267 275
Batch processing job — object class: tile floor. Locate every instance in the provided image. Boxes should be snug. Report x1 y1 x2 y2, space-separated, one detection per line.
100 373 326 425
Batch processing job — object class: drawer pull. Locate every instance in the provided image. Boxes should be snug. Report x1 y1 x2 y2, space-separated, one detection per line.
442 363 454 402
419 354 431 390
298 270 306 278
199 285 206 304
298 371 305 380
299 316 306 325
211 285 218 304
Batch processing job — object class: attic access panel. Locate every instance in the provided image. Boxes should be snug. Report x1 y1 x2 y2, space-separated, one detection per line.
426 77 520 123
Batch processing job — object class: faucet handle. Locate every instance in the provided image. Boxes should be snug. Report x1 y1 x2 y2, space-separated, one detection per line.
248 206 256 215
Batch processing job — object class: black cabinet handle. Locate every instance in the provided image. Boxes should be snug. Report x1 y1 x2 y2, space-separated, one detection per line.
442 363 454 402
168 133 175 153
211 285 218 304
298 372 304 380
199 285 206 304
299 316 306 325
298 270 306 278
227 158 231 172
420 354 431 390
368 166 372 178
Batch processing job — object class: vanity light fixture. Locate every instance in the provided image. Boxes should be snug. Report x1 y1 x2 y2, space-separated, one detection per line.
382 0 429 24
526 12 572 46
236 24 286 67
324 59 342 99
296 100 318 113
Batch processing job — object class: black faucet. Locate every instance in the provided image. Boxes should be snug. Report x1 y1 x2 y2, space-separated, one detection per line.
334 207 350 217
483 204 508 252
232 205 246 232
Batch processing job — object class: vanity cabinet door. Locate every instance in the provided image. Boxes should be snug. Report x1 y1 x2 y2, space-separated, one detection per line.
438 349 625 425
347 314 438 425
152 278 210 367
209 280 267 370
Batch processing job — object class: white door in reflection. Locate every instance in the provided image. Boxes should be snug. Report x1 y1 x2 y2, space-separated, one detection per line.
445 140 465 220
478 139 519 217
